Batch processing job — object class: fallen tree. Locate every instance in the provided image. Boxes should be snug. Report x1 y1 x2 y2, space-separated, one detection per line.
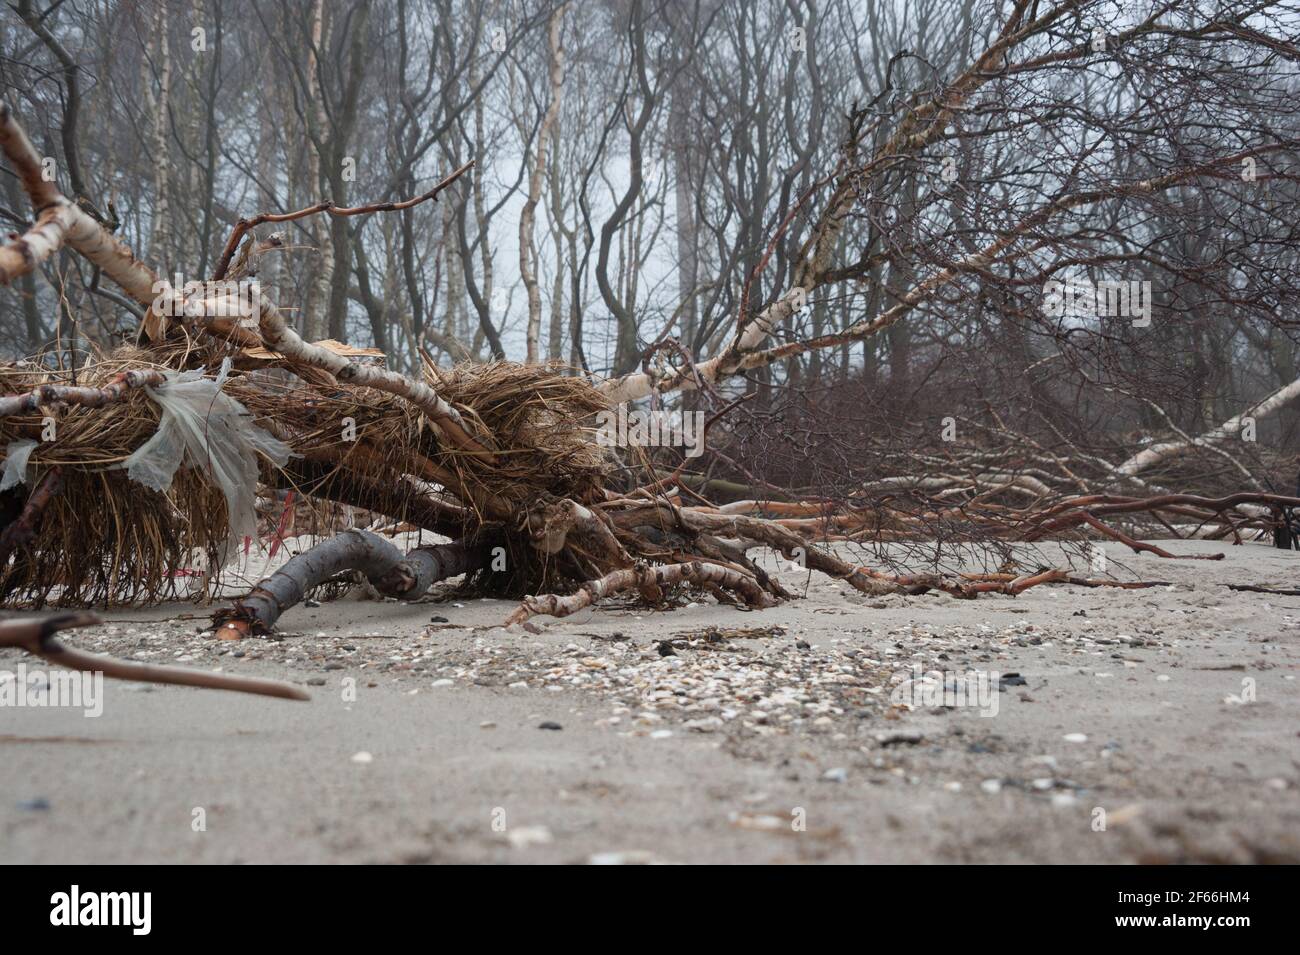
1 0 1298 650
0 93 1295 641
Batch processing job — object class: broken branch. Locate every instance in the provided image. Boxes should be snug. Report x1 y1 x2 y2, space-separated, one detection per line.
0 612 309 700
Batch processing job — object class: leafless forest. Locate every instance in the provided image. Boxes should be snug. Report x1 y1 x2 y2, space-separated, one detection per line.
2 0 1300 644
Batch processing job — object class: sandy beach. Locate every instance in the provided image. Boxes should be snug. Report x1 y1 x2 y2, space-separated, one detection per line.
2 538 1297 864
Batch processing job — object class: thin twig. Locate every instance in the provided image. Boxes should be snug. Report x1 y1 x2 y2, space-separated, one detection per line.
211 161 475 280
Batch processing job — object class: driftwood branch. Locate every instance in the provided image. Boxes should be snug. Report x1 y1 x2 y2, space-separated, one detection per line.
214 530 485 638
0 612 309 700
505 559 778 626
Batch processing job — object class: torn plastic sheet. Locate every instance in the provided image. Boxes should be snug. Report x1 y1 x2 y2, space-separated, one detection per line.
123 358 291 559
0 438 38 492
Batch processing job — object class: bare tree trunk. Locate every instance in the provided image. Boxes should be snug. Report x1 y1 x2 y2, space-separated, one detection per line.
441 189 467 355
146 4 171 268
301 0 331 341
471 59 495 344
522 4 567 363
670 81 699 349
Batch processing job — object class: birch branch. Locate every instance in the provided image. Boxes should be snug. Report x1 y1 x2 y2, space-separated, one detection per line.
0 369 167 417
1114 374 1300 478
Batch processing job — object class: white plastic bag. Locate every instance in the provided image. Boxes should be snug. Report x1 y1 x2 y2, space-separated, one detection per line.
123 358 291 558
0 438 38 492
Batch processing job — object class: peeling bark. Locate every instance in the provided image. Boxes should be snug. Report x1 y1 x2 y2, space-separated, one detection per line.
0 203 79 284
0 369 166 417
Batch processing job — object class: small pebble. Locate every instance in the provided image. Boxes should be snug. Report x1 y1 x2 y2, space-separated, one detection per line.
506 826 552 849
589 850 659 865
876 730 924 747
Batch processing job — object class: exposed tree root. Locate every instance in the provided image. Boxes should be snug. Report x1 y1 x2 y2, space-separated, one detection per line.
191 292 496 459
504 559 778 626
0 612 308 700
213 531 484 638
0 466 61 569
496 491 1191 618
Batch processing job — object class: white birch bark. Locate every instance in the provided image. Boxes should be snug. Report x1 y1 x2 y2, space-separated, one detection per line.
1114 375 1300 477
301 0 332 341
522 4 567 363
146 4 172 267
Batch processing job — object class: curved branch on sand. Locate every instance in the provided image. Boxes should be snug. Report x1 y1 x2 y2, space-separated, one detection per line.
213 531 485 638
505 559 778 626
0 612 309 700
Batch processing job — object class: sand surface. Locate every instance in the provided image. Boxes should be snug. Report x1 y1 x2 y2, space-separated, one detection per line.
2 538 1297 864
